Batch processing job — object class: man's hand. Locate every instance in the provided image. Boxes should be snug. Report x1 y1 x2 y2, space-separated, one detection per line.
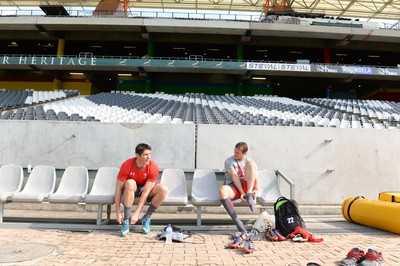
240 194 247 202
130 212 139 225
116 212 123 224
252 189 258 197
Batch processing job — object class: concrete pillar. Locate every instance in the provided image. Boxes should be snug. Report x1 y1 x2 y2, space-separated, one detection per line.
53 77 62 90
147 40 154 57
145 79 152 93
237 43 244 60
236 81 244 96
323 47 331 64
57 39 65 57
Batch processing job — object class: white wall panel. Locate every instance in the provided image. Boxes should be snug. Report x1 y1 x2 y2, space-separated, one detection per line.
0 121 195 170
197 124 400 204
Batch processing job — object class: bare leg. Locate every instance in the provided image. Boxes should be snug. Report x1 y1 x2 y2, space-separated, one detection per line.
147 183 168 207
122 179 138 220
142 183 168 220
244 159 257 192
244 159 257 211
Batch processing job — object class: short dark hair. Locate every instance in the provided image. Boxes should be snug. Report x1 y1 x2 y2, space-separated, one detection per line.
135 143 151 155
235 142 248 153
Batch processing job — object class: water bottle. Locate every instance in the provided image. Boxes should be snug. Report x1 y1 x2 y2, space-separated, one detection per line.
165 224 173 244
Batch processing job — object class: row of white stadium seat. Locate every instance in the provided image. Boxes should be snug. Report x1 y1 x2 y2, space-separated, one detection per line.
0 164 291 226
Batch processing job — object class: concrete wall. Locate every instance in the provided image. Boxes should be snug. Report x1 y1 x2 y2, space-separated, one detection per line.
197 125 400 204
1 121 399 205
0 121 195 170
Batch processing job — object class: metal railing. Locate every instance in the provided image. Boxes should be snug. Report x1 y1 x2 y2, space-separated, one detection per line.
0 9 399 30
1 54 398 70
0 9 263 21
276 170 295 200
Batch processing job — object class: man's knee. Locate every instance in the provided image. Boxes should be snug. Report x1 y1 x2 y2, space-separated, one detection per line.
124 179 137 194
246 159 257 170
157 183 168 197
219 185 230 199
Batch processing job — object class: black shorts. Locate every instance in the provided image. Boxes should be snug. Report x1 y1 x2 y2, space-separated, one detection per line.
135 186 152 203
135 186 144 197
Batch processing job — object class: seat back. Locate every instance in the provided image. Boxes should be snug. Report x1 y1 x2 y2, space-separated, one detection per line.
55 166 89 195
84 166 119 225
89 167 119 195
257 169 283 205
0 164 24 222
22 165 56 194
191 169 220 206
160 168 188 205
0 164 23 194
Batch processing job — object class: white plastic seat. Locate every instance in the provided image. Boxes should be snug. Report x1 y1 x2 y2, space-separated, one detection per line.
257 169 284 206
48 166 89 204
191 169 221 226
0 164 24 223
329 118 341 128
0 164 24 203
12 165 56 203
160 168 188 206
352 121 362 128
363 122 373 129
84 167 119 225
191 169 220 206
340 120 351 128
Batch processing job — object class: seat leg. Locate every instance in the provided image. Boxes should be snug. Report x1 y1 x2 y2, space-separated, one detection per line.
106 204 111 220
96 204 103 225
0 203 4 223
196 206 202 227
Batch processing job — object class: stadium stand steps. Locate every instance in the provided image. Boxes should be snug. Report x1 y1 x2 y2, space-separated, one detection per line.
3 90 400 128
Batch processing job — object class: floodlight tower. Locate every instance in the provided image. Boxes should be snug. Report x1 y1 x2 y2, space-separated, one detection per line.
263 0 294 16
123 0 129 11
94 0 128 15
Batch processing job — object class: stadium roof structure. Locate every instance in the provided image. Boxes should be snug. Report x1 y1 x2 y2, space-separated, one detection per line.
1 0 400 21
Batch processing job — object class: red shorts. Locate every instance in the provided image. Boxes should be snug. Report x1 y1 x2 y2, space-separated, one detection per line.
229 179 248 200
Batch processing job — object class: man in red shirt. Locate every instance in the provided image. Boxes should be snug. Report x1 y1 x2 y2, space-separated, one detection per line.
115 143 168 237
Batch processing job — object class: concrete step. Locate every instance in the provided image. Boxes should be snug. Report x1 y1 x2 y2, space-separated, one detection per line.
4 202 342 215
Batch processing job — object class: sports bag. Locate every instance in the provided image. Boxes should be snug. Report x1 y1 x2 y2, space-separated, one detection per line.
274 196 306 237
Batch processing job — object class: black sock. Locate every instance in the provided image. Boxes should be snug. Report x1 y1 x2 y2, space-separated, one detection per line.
221 198 247 233
142 204 157 220
124 206 132 220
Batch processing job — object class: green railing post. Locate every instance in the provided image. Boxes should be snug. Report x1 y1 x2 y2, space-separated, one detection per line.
236 43 244 60
147 40 154 57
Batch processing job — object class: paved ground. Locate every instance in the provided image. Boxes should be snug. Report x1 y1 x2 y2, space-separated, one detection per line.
0 211 399 265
